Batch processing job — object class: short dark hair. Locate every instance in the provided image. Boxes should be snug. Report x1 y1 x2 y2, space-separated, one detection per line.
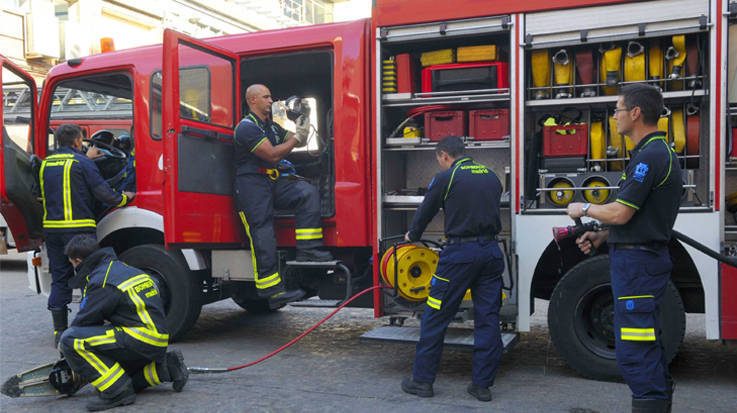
55 124 83 147
620 84 663 126
435 136 465 158
64 234 99 260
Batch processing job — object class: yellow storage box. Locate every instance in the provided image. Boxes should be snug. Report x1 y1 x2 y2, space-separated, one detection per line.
457 45 497 62
421 49 455 67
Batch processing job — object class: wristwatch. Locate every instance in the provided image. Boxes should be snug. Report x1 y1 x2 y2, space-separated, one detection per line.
582 203 591 217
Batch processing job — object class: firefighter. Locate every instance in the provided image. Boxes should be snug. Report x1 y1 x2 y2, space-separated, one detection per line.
567 84 682 413
401 136 505 402
40 124 134 347
59 234 188 412
233 84 333 308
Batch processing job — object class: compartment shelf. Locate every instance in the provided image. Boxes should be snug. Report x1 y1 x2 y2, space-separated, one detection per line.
383 138 510 151
525 89 707 108
383 192 511 209
382 90 511 107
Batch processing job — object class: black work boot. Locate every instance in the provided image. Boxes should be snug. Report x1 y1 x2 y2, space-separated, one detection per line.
50 307 69 348
632 398 669 413
268 288 306 309
467 383 492 402
295 248 334 262
166 349 189 392
86 385 136 412
401 377 433 398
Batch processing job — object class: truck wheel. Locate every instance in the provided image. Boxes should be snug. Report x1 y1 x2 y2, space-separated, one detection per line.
231 296 284 314
548 255 685 380
120 244 202 341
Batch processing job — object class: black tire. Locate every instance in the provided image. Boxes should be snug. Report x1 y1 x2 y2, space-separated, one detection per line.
231 296 283 314
548 254 686 380
119 244 202 341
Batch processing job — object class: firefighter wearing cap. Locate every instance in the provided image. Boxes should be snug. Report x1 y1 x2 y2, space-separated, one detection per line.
233 84 333 309
567 84 683 413
401 136 505 403
59 235 188 412
40 124 135 347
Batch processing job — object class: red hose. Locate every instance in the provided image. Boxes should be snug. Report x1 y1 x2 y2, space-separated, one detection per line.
188 285 385 374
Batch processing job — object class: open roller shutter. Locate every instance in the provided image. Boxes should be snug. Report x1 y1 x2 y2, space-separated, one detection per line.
524 0 710 49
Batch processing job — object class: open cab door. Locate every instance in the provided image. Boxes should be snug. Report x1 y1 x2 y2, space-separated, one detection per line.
161 29 241 246
0 55 42 252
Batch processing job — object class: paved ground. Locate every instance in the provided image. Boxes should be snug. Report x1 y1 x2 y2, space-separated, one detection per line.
1 250 736 412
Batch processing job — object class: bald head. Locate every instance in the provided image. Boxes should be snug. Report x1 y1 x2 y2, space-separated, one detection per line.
245 84 273 120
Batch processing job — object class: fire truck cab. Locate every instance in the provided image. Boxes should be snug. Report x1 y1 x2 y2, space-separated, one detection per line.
2 0 736 380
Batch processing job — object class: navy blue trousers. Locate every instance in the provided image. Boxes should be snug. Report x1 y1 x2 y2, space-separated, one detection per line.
412 241 505 387
234 174 322 297
45 232 93 310
610 246 672 400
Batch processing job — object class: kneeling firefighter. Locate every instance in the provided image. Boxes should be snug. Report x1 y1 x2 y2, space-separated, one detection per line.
59 235 188 412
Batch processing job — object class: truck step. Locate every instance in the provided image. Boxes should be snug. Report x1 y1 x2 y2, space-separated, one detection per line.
361 325 519 350
289 298 342 308
285 260 341 268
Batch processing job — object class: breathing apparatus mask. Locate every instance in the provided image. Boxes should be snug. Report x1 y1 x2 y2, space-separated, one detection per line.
272 96 310 132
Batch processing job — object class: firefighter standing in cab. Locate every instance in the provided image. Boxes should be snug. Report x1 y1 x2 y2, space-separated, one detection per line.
233 84 333 309
40 124 134 347
567 84 682 413
401 136 506 402
59 235 188 411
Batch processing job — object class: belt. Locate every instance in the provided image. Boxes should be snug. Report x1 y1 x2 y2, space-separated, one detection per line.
446 235 497 245
612 242 667 252
258 167 280 180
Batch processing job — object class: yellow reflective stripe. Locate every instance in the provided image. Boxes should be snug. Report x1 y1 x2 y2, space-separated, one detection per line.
116 274 150 292
296 234 323 240
615 198 640 210
62 159 74 221
102 261 114 288
116 193 128 208
128 290 158 332
295 228 322 234
74 338 107 375
46 153 74 159
618 295 655 300
426 296 442 310
121 327 169 347
656 139 673 188
250 137 268 152
256 272 281 290
238 211 259 275
621 327 656 341
85 329 117 347
43 219 97 228
443 157 471 201
94 363 125 392
143 362 161 386
433 274 449 283
39 161 48 222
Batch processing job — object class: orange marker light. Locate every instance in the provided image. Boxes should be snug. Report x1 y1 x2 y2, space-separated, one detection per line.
100 37 115 53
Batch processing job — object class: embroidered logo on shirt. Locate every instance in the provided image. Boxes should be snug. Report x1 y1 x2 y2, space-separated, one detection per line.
626 299 635 311
633 162 649 183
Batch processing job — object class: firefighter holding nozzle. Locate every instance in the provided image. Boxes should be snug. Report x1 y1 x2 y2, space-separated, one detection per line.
566 84 682 413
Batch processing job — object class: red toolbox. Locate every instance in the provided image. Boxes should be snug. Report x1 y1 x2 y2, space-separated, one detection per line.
543 123 589 157
421 62 509 93
395 53 415 93
425 110 466 141
469 109 509 140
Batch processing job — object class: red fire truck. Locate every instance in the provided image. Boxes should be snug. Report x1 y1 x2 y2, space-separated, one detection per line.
2 0 736 380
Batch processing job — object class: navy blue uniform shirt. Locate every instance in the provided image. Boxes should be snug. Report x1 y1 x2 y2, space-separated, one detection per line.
408 156 502 241
40 146 127 233
609 131 683 244
233 112 290 175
